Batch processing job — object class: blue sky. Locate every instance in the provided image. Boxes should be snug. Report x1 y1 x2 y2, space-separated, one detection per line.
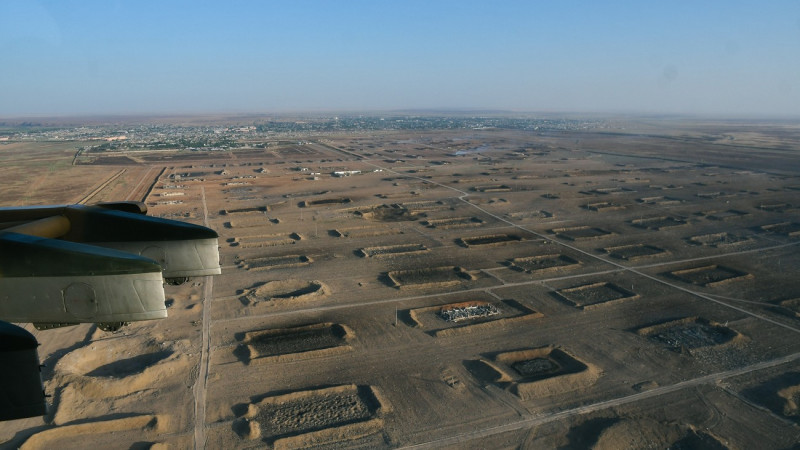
1 1 799 117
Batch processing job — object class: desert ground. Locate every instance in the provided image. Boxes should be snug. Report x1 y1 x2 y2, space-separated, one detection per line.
2 116 800 448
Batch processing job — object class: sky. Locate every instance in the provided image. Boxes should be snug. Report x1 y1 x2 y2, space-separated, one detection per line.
1 1 799 117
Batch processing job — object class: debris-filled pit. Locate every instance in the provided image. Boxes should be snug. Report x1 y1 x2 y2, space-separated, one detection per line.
637 317 742 352
234 384 387 445
686 232 751 247
356 204 420 222
408 299 543 336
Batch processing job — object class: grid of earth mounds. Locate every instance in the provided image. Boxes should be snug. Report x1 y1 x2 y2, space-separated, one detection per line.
687 232 751 247
556 282 638 309
630 216 687 230
243 323 349 358
359 243 427 257
638 317 741 350
509 254 581 273
761 222 800 236
387 266 473 288
252 386 382 438
551 226 613 241
422 217 484 229
459 234 522 246
240 255 311 270
668 264 752 286
603 244 667 260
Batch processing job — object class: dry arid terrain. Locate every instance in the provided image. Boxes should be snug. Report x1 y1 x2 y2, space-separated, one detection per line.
2 116 800 449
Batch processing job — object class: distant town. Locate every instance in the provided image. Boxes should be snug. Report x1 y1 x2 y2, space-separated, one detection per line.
0 115 611 151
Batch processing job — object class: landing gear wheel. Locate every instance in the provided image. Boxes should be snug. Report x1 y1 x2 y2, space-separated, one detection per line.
97 322 128 332
165 277 190 286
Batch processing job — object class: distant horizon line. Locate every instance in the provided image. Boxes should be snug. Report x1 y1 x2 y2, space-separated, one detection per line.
1 108 798 124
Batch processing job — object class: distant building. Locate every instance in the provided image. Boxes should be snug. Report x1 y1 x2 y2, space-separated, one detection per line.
333 170 361 177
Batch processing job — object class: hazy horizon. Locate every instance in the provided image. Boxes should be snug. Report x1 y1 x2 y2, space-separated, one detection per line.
2 1 799 118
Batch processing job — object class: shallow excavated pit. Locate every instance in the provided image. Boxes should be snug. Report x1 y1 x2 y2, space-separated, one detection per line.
422 216 484 229
301 197 352 207
467 346 600 400
583 201 625 212
229 232 302 248
458 233 522 247
87 350 173 378
705 209 750 221
551 226 613 241
630 216 687 230
742 372 800 424
387 266 474 289
760 222 800 237
588 419 729 450
508 254 581 273
359 243 428 258
602 244 667 261
237 323 353 363
239 255 312 270
54 336 192 403
555 282 639 310
243 280 328 304
58 338 176 379
668 264 753 286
